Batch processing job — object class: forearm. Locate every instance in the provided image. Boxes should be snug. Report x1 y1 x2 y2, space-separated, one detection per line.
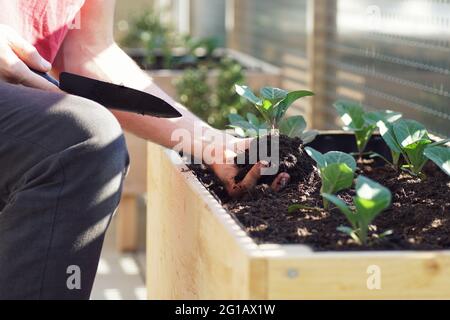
58 42 226 157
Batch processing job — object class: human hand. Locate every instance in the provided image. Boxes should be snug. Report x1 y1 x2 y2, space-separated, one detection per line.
210 135 290 198
0 24 59 91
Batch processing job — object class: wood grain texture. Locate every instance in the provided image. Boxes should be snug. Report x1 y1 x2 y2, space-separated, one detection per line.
147 142 264 299
116 195 139 252
146 136 450 300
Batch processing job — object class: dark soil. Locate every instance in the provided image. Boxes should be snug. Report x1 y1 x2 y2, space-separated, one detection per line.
234 135 314 185
188 135 450 251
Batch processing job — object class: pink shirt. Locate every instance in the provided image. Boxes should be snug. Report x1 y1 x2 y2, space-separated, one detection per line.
17 0 85 63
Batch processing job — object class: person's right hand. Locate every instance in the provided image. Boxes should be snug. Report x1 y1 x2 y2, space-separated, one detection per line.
0 24 59 91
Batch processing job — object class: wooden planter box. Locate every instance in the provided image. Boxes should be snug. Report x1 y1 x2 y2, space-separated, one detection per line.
146 133 450 300
118 49 280 251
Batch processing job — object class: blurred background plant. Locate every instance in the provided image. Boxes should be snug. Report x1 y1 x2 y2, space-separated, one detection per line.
121 10 220 70
176 57 256 129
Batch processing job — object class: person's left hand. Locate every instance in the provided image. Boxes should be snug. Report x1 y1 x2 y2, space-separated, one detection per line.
210 135 290 198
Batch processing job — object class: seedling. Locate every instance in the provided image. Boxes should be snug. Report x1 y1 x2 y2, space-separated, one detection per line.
323 176 392 245
305 147 357 209
334 101 376 158
364 110 403 168
232 85 317 143
390 119 449 176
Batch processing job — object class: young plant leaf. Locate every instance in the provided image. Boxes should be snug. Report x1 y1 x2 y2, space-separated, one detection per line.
325 176 392 245
235 84 263 106
306 148 357 171
334 101 366 130
364 110 403 154
275 90 314 122
354 176 392 241
305 147 327 168
260 87 288 103
306 148 356 208
429 138 450 148
392 119 433 175
228 113 265 138
321 163 355 195
228 113 246 124
393 119 430 148
334 101 376 154
246 113 260 127
279 116 307 138
322 194 353 221
424 146 450 176
323 151 357 172
300 130 319 145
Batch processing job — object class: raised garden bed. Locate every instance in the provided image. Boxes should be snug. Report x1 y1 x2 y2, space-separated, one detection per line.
146 131 450 299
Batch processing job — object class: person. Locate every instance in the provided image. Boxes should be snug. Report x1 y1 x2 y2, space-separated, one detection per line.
0 0 289 299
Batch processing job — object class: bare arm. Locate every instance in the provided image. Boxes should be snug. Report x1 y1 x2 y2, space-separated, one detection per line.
53 0 289 197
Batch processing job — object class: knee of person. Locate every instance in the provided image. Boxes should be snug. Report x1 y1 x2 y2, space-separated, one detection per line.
55 95 129 168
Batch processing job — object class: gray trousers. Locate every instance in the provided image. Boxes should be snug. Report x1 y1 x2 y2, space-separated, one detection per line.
0 82 130 299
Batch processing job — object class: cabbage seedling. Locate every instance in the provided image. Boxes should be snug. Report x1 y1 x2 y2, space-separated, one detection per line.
323 176 392 245
305 147 357 209
334 101 376 157
392 119 449 176
233 85 317 143
364 110 403 168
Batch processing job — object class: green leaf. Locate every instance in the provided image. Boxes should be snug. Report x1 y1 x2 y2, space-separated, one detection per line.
305 147 326 168
354 125 376 154
429 138 450 148
321 163 355 195
334 101 366 131
306 148 356 172
235 85 262 106
322 194 355 225
393 119 430 148
424 146 450 176
275 90 314 121
228 113 246 125
246 113 260 127
354 176 392 224
323 151 357 172
262 99 273 111
364 110 402 126
300 130 319 145
371 118 402 154
364 110 403 154
403 139 431 174
279 116 307 138
260 87 288 102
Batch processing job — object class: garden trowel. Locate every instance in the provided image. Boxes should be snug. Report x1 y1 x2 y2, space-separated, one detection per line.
33 70 182 118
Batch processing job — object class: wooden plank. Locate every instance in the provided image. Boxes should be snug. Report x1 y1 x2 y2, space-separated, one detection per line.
307 0 337 129
123 131 147 195
116 195 139 252
146 143 259 299
267 252 450 299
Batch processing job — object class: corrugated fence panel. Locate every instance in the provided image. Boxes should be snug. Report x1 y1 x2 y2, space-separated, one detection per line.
229 0 450 136
229 0 310 115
